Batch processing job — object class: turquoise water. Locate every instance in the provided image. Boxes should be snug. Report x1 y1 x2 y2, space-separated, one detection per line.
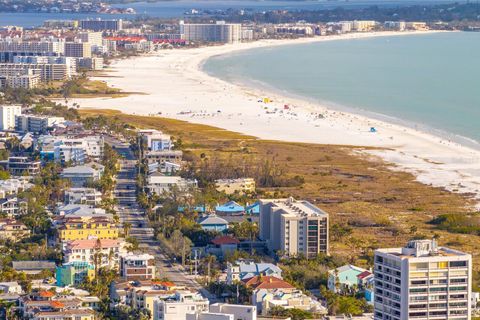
204 32 480 145
0 0 458 28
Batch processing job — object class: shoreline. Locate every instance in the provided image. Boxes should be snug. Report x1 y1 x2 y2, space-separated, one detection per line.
69 30 480 204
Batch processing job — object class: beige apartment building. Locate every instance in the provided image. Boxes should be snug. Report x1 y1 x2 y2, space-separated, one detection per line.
0 63 68 81
77 31 103 47
374 239 471 320
180 21 242 43
259 197 329 258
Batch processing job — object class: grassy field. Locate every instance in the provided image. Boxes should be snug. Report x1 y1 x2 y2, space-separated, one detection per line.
80 109 480 270
40 77 131 99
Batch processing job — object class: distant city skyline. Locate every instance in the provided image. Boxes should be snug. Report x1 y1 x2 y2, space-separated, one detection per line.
0 0 468 27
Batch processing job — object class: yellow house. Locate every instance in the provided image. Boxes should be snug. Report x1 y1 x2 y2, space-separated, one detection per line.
58 216 119 242
129 289 165 318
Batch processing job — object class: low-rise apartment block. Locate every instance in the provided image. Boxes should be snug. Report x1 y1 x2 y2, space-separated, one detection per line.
16 115 65 133
0 63 70 81
56 216 118 242
63 238 126 269
0 72 41 89
259 197 329 258
64 187 102 206
0 39 65 62
0 156 41 176
38 135 104 163
139 129 173 151
119 252 156 281
56 261 95 287
144 150 183 165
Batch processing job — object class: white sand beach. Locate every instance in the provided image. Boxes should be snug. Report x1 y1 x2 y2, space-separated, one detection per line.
70 31 480 204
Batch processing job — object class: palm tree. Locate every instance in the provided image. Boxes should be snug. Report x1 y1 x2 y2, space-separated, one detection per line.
205 255 216 284
0 299 16 320
123 222 132 238
93 239 104 283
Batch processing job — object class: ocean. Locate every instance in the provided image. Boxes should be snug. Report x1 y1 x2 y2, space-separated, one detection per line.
203 32 480 147
0 0 460 28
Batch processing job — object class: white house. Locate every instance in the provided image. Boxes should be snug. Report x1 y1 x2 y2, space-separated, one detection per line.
147 173 197 195
63 238 127 269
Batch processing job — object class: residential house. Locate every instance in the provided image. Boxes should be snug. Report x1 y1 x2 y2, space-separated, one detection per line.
198 215 228 232
61 163 104 187
12 260 56 275
19 289 97 320
207 235 240 258
0 195 27 216
0 281 22 294
56 204 106 217
327 264 369 293
0 178 32 198
147 173 197 195
0 219 30 241
245 202 260 215
215 201 245 215
260 289 326 316
245 276 295 312
245 276 326 315
153 291 209 320
227 260 282 284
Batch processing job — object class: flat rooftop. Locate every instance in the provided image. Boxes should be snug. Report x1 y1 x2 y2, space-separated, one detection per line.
262 197 328 218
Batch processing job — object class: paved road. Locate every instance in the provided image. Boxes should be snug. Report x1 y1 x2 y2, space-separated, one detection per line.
111 139 205 289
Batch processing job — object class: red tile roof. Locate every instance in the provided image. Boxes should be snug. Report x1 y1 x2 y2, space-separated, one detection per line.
49 300 65 309
243 276 295 290
39 291 55 298
357 270 373 280
211 235 240 246
67 238 120 250
152 281 176 287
